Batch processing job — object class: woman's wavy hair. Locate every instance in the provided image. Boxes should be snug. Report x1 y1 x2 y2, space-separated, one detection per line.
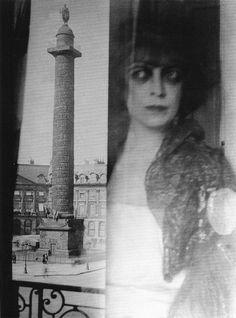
108 3 235 317
108 7 210 179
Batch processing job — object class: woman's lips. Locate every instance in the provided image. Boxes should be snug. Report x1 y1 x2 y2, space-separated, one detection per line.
145 105 168 111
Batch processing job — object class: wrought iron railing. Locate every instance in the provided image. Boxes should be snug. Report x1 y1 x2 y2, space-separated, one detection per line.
14 280 105 318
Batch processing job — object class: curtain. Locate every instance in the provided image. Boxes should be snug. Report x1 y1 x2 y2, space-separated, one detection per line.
1 0 31 316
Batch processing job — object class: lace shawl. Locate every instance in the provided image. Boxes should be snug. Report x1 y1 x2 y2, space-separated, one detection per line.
145 119 236 282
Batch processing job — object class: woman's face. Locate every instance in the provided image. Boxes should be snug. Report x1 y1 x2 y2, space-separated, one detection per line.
126 50 183 130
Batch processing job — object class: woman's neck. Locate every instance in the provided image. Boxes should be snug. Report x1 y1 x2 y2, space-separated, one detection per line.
124 120 165 155
108 120 166 206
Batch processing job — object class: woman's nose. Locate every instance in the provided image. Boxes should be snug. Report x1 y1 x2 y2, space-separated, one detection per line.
150 69 165 97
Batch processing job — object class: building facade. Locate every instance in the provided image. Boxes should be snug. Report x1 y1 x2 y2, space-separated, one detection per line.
13 162 107 251
74 163 106 250
13 164 49 235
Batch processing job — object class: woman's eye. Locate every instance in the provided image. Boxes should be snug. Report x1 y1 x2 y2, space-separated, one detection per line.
164 68 182 83
129 68 152 83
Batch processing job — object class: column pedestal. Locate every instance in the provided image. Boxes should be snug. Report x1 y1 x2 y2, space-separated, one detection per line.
38 218 84 257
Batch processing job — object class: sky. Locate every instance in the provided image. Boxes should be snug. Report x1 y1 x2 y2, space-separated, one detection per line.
17 0 109 165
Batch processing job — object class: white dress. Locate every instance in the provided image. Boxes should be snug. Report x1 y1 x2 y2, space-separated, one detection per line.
106 203 185 318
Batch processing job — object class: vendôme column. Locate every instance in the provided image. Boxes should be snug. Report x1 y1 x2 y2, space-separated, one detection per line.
39 5 83 257
49 5 81 217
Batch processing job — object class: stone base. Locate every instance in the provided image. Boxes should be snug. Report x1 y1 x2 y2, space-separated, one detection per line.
38 218 84 257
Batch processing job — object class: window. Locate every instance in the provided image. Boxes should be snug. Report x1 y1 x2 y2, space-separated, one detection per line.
25 191 33 202
14 191 21 202
88 221 95 236
100 203 106 217
38 191 44 196
79 203 86 217
25 201 33 211
80 176 85 183
99 222 105 237
38 203 44 212
89 190 96 200
79 192 85 199
89 203 97 217
24 219 32 234
14 201 21 211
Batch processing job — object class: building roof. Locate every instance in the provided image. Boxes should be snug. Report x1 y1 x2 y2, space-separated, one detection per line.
17 164 49 184
74 163 106 176
17 163 107 184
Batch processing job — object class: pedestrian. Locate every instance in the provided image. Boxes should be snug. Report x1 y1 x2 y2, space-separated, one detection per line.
42 254 47 264
86 262 90 271
42 254 48 277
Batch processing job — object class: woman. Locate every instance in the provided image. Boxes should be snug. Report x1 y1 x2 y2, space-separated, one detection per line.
106 18 236 318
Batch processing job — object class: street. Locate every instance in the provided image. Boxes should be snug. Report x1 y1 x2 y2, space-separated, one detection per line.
13 260 105 287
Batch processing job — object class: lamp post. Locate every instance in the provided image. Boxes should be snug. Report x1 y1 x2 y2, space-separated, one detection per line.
85 241 92 271
22 242 29 274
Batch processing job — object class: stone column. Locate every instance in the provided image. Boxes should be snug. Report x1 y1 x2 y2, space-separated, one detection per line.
48 20 81 217
38 6 84 257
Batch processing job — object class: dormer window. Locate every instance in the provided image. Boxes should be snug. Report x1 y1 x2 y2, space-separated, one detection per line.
80 176 85 183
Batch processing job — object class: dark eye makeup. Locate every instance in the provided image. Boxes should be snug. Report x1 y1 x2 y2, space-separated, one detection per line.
128 63 183 84
162 67 183 84
128 64 153 83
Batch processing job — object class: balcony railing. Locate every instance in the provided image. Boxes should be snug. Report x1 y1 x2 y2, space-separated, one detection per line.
14 280 105 318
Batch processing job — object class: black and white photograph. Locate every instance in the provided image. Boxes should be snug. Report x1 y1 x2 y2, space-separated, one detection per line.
2 0 236 317
3 0 108 317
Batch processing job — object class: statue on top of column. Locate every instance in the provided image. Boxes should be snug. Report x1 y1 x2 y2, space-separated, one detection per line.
61 4 69 24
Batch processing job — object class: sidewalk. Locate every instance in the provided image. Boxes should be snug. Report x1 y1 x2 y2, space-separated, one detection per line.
14 249 105 264
35 260 105 276
13 260 106 288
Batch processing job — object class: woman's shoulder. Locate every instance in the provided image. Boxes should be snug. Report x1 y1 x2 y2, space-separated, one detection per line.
175 137 236 188
168 119 222 165
163 119 220 164
180 137 222 165
162 119 234 186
